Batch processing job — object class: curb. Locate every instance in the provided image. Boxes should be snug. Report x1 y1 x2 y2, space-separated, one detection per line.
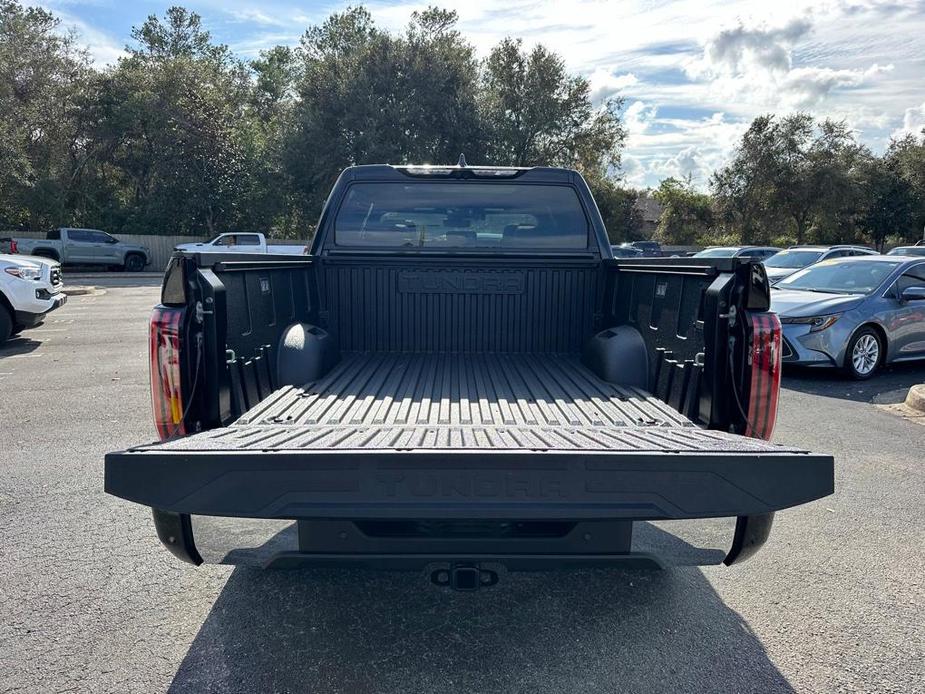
905 384 925 414
64 286 97 296
64 272 163 279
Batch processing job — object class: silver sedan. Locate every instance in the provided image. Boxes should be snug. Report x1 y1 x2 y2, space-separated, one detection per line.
771 256 925 379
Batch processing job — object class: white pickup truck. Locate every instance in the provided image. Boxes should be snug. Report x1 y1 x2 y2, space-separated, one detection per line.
174 232 307 255
0 254 66 342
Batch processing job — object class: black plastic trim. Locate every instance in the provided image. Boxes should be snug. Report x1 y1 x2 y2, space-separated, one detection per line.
263 552 665 571
106 448 834 521
724 512 775 565
152 509 203 565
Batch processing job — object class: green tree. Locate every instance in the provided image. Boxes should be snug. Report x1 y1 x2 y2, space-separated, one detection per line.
886 133 925 243
91 7 258 234
587 178 643 243
478 38 625 177
288 7 483 217
712 113 873 245
711 115 781 244
0 0 94 228
858 153 915 250
653 177 713 245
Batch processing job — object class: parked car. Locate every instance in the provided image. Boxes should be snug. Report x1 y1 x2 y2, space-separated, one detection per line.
0 254 66 342
610 244 643 258
772 255 925 379
174 232 307 255
693 246 780 260
105 162 833 585
11 228 151 271
763 245 878 283
886 246 925 257
623 240 662 257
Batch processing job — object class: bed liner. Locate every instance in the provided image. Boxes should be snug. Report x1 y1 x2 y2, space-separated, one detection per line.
154 352 767 453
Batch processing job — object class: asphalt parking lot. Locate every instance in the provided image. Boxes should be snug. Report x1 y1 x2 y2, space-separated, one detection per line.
1 277 923 694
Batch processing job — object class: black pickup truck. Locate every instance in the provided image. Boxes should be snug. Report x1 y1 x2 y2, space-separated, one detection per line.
105 163 833 590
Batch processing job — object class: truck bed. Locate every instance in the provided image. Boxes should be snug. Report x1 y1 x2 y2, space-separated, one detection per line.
214 352 705 451
106 352 833 521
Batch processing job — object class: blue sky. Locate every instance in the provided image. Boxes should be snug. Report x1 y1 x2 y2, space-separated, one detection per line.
37 0 925 188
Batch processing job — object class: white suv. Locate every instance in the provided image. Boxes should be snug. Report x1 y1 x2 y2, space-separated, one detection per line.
0 254 67 342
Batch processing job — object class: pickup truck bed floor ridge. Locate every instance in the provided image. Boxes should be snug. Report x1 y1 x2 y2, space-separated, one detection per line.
147 353 797 454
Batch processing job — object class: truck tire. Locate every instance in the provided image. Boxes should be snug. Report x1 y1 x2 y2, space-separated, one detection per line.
124 253 145 272
844 326 883 380
0 305 12 343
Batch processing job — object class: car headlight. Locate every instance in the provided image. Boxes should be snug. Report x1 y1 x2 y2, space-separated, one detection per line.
4 266 41 281
780 314 841 332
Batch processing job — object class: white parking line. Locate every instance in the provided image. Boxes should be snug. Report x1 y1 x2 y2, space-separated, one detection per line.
4 353 44 359
29 328 67 333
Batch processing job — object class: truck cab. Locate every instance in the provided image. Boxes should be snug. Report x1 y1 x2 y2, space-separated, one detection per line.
105 164 833 587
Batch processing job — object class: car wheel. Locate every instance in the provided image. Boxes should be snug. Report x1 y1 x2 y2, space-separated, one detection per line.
845 328 883 380
0 306 12 343
124 254 145 272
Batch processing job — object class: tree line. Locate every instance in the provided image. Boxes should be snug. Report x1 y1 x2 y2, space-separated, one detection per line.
652 114 925 249
2 1 924 247
0 2 626 238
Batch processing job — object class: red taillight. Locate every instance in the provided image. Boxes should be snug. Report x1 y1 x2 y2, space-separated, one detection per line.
150 306 186 440
10 239 17 253
744 312 782 440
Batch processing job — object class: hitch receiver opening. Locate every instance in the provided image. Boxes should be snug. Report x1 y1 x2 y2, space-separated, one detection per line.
431 563 499 591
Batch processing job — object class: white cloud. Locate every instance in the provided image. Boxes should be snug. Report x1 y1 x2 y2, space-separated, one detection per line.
588 69 638 102
893 101 925 139
35 0 925 184
45 9 126 66
687 18 813 77
225 9 291 28
686 17 896 109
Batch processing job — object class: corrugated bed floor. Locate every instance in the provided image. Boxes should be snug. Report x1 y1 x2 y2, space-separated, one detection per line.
149 353 790 454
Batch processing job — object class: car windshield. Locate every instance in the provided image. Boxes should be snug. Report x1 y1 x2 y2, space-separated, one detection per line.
334 182 588 249
887 247 925 256
777 259 900 294
764 249 823 268
693 247 738 257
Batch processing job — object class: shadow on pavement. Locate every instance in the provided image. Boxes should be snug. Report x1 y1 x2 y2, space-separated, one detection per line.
782 361 925 404
169 557 792 692
69 276 163 289
0 336 42 357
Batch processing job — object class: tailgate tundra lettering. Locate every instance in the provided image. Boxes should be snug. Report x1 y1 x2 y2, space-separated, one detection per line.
398 271 525 294
376 472 567 499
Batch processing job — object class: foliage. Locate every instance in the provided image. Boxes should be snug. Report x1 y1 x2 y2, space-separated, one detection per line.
0 1 94 228
3 1 925 249
713 113 925 248
652 177 713 245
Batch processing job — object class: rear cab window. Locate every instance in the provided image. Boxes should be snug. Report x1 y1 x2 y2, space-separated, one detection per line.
333 182 589 250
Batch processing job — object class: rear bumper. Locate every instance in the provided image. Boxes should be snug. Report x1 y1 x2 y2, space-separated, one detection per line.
153 511 774 570
106 447 833 521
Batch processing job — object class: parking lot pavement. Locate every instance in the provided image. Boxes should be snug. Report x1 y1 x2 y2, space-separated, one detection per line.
1 279 923 694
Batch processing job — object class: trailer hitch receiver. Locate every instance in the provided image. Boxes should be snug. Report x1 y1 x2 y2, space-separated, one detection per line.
431 563 499 591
